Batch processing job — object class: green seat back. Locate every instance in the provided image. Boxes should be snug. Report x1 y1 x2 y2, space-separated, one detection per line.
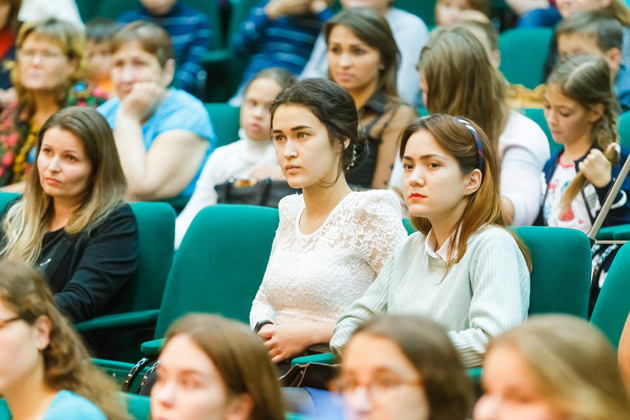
402 218 416 236
205 103 241 148
154 204 279 337
521 108 562 155
75 0 100 22
590 243 630 347
98 0 223 50
126 202 175 313
393 0 437 26
499 29 553 89
122 393 150 420
0 192 19 211
618 111 630 151
512 226 590 318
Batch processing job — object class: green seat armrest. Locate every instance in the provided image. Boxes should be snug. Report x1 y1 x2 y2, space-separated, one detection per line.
597 226 618 240
467 367 482 385
286 414 317 420
291 352 336 367
612 224 630 241
75 310 159 333
201 49 234 66
141 338 165 356
92 358 136 372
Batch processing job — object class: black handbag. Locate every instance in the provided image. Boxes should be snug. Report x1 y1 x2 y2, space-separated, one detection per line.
215 178 300 208
279 362 339 390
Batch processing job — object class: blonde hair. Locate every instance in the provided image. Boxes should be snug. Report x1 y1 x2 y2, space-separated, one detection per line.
602 0 630 27
163 314 286 420
9 18 86 116
488 315 630 420
417 26 510 152
0 260 129 420
0 107 127 265
547 56 619 213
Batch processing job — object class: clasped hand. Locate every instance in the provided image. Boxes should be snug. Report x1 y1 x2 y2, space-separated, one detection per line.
258 323 311 363
119 82 166 122
579 144 617 188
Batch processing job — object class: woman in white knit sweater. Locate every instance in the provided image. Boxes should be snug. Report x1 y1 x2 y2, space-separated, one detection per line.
331 114 532 367
250 78 407 363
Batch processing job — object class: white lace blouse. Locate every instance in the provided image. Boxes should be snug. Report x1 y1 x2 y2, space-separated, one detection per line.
250 190 407 329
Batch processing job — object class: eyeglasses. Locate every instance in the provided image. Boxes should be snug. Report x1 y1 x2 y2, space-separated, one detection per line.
18 49 67 62
0 316 22 329
332 375 422 406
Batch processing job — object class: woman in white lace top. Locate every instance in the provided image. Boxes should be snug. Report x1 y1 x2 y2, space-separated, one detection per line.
250 78 407 363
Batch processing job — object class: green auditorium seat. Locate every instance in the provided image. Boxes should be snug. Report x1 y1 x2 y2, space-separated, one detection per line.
205 103 242 148
619 111 630 150
75 202 175 362
499 29 553 89
96 204 279 391
292 225 592 367
521 108 562 155
393 0 437 26
590 242 630 348
122 393 150 420
97 0 223 50
75 0 100 22
0 192 18 210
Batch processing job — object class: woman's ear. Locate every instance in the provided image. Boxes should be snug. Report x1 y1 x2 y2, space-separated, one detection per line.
589 103 605 124
33 315 52 351
161 58 176 87
225 393 254 420
464 168 482 196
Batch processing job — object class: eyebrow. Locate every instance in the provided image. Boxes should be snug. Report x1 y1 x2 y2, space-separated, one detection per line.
272 126 312 134
402 154 445 161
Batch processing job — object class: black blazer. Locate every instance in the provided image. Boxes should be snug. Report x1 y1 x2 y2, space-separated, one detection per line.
0 199 139 323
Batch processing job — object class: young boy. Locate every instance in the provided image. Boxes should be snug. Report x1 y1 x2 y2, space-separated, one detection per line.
85 18 120 98
118 0 212 94
557 11 630 113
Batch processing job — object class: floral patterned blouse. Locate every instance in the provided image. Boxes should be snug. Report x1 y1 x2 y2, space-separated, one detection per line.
0 83 108 187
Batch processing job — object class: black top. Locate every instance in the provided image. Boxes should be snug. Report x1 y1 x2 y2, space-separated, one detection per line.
0 199 139 323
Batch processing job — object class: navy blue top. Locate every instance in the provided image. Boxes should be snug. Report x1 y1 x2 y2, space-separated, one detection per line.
0 390 106 420
536 144 630 228
615 64 630 113
119 1 212 93
232 0 333 87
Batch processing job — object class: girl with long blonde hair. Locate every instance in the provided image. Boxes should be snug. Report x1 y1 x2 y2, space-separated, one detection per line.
332 114 531 368
0 260 129 420
475 315 630 420
389 26 550 226
0 107 138 323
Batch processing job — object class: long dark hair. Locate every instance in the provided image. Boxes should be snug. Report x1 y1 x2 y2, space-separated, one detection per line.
269 78 368 182
324 7 401 101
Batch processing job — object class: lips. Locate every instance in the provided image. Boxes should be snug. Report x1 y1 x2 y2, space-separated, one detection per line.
45 177 61 186
285 165 300 174
409 192 426 200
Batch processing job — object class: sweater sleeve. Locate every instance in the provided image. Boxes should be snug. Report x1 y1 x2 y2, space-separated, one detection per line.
174 15 211 92
54 206 139 323
449 243 530 367
594 148 630 227
299 34 328 79
330 252 395 356
232 0 273 55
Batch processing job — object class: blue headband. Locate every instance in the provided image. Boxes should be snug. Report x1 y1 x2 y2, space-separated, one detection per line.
457 118 485 177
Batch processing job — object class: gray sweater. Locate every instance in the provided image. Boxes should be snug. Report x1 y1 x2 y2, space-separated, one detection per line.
330 226 530 367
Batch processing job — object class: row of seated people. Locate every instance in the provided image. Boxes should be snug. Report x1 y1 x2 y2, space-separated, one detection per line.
0 259 629 420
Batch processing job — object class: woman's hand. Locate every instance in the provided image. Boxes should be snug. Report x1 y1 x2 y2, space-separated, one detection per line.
258 322 334 363
579 147 613 188
119 82 166 122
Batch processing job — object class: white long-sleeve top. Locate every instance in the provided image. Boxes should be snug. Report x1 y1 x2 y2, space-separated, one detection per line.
175 132 278 248
250 191 408 338
300 8 429 106
330 226 530 367
389 111 550 226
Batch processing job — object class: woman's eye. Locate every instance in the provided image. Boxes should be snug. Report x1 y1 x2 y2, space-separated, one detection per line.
428 162 440 169
297 132 307 139
330 46 340 54
354 48 366 55
67 155 77 162
274 135 285 142
403 163 413 170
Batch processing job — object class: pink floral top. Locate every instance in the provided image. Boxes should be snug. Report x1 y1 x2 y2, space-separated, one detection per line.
0 83 108 187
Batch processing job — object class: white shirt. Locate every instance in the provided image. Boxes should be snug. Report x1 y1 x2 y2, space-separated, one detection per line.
19 0 84 30
543 160 593 233
250 191 408 337
175 131 278 248
389 111 550 226
300 8 429 106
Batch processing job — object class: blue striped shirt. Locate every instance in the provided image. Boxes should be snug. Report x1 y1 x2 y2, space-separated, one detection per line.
119 1 212 94
232 0 333 88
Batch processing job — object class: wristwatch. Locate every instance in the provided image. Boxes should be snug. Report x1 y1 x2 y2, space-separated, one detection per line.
254 319 274 333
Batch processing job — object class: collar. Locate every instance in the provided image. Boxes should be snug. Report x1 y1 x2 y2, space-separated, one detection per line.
360 91 387 116
425 229 457 262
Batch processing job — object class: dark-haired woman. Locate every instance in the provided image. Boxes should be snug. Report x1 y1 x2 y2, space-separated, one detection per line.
331 114 531 368
338 315 472 420
326 8 417 190
250 78 407 363
0 107 138 323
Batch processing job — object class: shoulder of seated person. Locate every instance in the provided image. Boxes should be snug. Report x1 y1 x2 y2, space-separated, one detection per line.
278 193 303 212
469 225 521 252
501 111 548 147
46 391 106 420
387 7 426 28
92 203 136 229
349 190 401 216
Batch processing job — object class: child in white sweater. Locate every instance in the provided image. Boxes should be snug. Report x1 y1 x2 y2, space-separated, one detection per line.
331 114 532 367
